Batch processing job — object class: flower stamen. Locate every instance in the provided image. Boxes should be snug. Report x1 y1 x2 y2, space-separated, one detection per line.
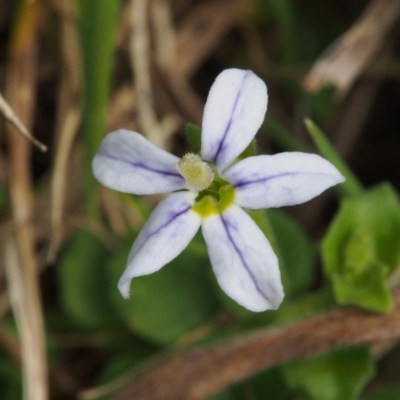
176 153 214 191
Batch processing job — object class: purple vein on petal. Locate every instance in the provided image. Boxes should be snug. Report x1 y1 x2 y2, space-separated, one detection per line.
233 172 296 188
219 214 272 304
132 205 192 257
212 71 251 164
233 171 330 188
99 151 183 179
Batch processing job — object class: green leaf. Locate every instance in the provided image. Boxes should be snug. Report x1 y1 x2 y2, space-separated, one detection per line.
267 209 315 296
249 209 315 298
212 366 289 400
58 230 113 328
107 233 219 345
283 347 375 400
305 119 363 197
323 183 400 312
237 139 257 160
270 289 335 326
185 123 202 153
231 367 289 400
96 340 156 385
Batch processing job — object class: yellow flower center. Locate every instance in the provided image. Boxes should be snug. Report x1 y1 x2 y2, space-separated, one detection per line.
176 153 214 191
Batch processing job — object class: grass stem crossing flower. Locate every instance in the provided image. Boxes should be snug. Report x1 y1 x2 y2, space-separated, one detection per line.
93 69 344 311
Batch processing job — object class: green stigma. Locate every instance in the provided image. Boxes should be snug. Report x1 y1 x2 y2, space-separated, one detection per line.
192 185 235 217
176 153 214 191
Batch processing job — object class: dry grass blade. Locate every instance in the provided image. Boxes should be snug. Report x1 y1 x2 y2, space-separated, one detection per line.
110 288 400 400
152 0 204 124
48 0 82 261
0 92 47 152
5 1 48 399
48 106 81 260
4 239 45 400
99 187 129 236
107 84 138 132
130 0 163 147
303 0 400 96
0 147 85 262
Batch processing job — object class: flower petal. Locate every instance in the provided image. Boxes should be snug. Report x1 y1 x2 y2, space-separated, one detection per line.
201 69 268 172
118 192 201 298
224 152 345 209
93 129 186 195
202 204 283 311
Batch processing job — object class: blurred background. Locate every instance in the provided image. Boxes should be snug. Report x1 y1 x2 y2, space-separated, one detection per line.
1 0 400 399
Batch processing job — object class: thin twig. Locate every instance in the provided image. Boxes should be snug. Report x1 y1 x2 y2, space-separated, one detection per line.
109 288 400 400
0 92 47 152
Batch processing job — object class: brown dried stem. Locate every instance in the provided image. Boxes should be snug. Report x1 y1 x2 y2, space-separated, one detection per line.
110 288 400 400
48 0 82 261
130 0 163 147
175 0 244 78
5 1 48 399
152 0 204 124
303 0 400 96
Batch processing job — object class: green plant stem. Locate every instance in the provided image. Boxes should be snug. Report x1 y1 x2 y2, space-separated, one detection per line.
77 0 119 218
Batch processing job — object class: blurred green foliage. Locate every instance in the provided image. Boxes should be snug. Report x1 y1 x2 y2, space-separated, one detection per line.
267 209 315 296
283 347 375 400
0 354 21 400
323 184 400 312
58 230 114 328
213 367 289 400
305 119 364 197
1 0 400 398
107 233 219 345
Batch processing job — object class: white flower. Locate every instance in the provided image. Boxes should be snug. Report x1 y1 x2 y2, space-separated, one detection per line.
93 69 344 312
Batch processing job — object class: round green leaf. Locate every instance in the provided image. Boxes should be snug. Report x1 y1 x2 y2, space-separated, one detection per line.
58 230 113 328
323 183 400 312
107 234 219 345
